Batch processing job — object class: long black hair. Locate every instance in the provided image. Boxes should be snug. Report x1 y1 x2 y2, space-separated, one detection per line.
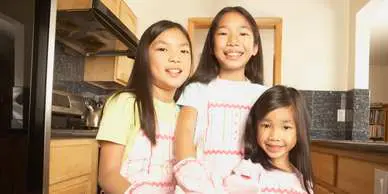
188 6 263 84
111 20 193 145
244 85 313 193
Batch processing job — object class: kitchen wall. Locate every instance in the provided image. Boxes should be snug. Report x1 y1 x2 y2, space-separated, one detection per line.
370 65 388 103
126 0 349 91
369 20 388 104
124 0 376 140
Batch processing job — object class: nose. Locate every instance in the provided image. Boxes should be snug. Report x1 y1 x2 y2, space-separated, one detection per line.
268 127 282 141
168 51 181 63
227 32 239 46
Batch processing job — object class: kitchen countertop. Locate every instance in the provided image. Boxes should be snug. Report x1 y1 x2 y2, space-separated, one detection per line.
51 129 98 138
311 139 388 154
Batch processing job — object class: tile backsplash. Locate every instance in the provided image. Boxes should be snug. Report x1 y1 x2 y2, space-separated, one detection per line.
300 89 369 141
53 42 112 96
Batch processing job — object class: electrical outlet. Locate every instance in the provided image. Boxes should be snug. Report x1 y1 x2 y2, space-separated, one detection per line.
337 109 346 122
374 169 388 194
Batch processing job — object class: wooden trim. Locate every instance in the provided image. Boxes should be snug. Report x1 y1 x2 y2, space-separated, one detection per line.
312 145 388 165
187 17 282 85
315 179 348 194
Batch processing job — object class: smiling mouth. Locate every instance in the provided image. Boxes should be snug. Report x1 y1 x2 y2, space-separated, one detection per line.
165 68 183 77
265 144 285 152
224 50 244 59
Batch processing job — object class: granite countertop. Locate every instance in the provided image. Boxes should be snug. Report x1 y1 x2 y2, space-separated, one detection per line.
311 139 388 154
51 129 98 138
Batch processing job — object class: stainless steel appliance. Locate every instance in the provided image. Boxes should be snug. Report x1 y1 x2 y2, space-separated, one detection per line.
51 90 85 129
0 0 56 193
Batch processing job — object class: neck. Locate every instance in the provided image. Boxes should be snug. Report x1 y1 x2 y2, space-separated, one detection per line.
218 68 246 81
271 156 293 172
152 85 175 103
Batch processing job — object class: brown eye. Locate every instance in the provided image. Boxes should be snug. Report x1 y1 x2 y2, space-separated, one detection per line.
156 47 167 52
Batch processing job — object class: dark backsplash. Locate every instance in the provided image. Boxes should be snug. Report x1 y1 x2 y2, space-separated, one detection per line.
53 41 111 96
300 89 369 141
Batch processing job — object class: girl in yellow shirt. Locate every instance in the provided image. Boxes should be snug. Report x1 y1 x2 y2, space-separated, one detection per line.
96 20 193 194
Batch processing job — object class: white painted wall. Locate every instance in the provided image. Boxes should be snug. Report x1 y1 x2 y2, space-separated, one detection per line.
125 0 350 91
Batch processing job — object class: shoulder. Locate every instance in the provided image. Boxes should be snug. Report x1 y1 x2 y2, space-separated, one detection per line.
105 92 136 106
183 82 208 91
248 83 269 91
103 92 137 113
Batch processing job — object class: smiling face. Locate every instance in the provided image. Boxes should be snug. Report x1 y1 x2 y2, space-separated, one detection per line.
257 106 297 165
213 11 258 79
149 28 192 93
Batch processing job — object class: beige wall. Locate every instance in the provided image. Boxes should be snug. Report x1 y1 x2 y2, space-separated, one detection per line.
125 0 351 91
369 65 388 103
369 17 388 104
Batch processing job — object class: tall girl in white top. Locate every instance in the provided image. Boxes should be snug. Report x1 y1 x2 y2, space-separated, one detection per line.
173 6 267 193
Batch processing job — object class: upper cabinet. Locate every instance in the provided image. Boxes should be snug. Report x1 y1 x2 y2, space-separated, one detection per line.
57 0 138 89
84 0 136 89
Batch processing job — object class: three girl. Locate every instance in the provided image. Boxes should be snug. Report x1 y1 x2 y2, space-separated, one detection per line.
96 20 192 194
174 6 267 193
225 85 314 194
97 6 314 194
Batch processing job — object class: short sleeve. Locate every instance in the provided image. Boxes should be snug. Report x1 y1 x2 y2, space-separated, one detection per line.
96 92 139 145
177 82 207 110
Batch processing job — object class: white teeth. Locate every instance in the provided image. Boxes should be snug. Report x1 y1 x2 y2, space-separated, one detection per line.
224 51 243 57
226 52 241 56
166 68 181 73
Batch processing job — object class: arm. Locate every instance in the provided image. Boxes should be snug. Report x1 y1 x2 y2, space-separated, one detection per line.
174 106 197 161
98 141 129 194
174 106 216 193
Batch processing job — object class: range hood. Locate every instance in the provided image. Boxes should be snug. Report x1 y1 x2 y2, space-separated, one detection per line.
56 0 138 58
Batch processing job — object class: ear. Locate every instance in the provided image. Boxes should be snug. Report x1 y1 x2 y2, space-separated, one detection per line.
252 44 259 56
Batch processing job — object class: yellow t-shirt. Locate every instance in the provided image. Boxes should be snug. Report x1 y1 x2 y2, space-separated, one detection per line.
96 92 178 162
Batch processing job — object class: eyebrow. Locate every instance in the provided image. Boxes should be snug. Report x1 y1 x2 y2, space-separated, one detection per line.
260 119 293 124
152 40 190 47
217 25 251 30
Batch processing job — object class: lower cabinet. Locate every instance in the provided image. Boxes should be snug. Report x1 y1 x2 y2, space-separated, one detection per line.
314 184 335 194
49 138 98 194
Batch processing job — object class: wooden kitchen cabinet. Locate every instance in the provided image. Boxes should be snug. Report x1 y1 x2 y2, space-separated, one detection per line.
49 138 98 194
311 141 388 194
314 184 334 194
58 0 120 17
84 0 136 89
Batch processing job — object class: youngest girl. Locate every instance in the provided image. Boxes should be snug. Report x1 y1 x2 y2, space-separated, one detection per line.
224 85 314 194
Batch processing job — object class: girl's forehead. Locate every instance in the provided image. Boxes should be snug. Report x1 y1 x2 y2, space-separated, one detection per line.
217 11 252 29
262 106 295 120
151 28 189 46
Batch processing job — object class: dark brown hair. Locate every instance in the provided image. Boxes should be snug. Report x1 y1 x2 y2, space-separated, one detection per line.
110 20 193 145
187 6 263 85
244 85 313 193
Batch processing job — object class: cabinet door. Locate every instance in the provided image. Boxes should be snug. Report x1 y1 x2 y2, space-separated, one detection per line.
115 56 134 85
119 0 137 32
49 175 92 194
49 139 98 194
314 184 334 194
100 0 120 18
